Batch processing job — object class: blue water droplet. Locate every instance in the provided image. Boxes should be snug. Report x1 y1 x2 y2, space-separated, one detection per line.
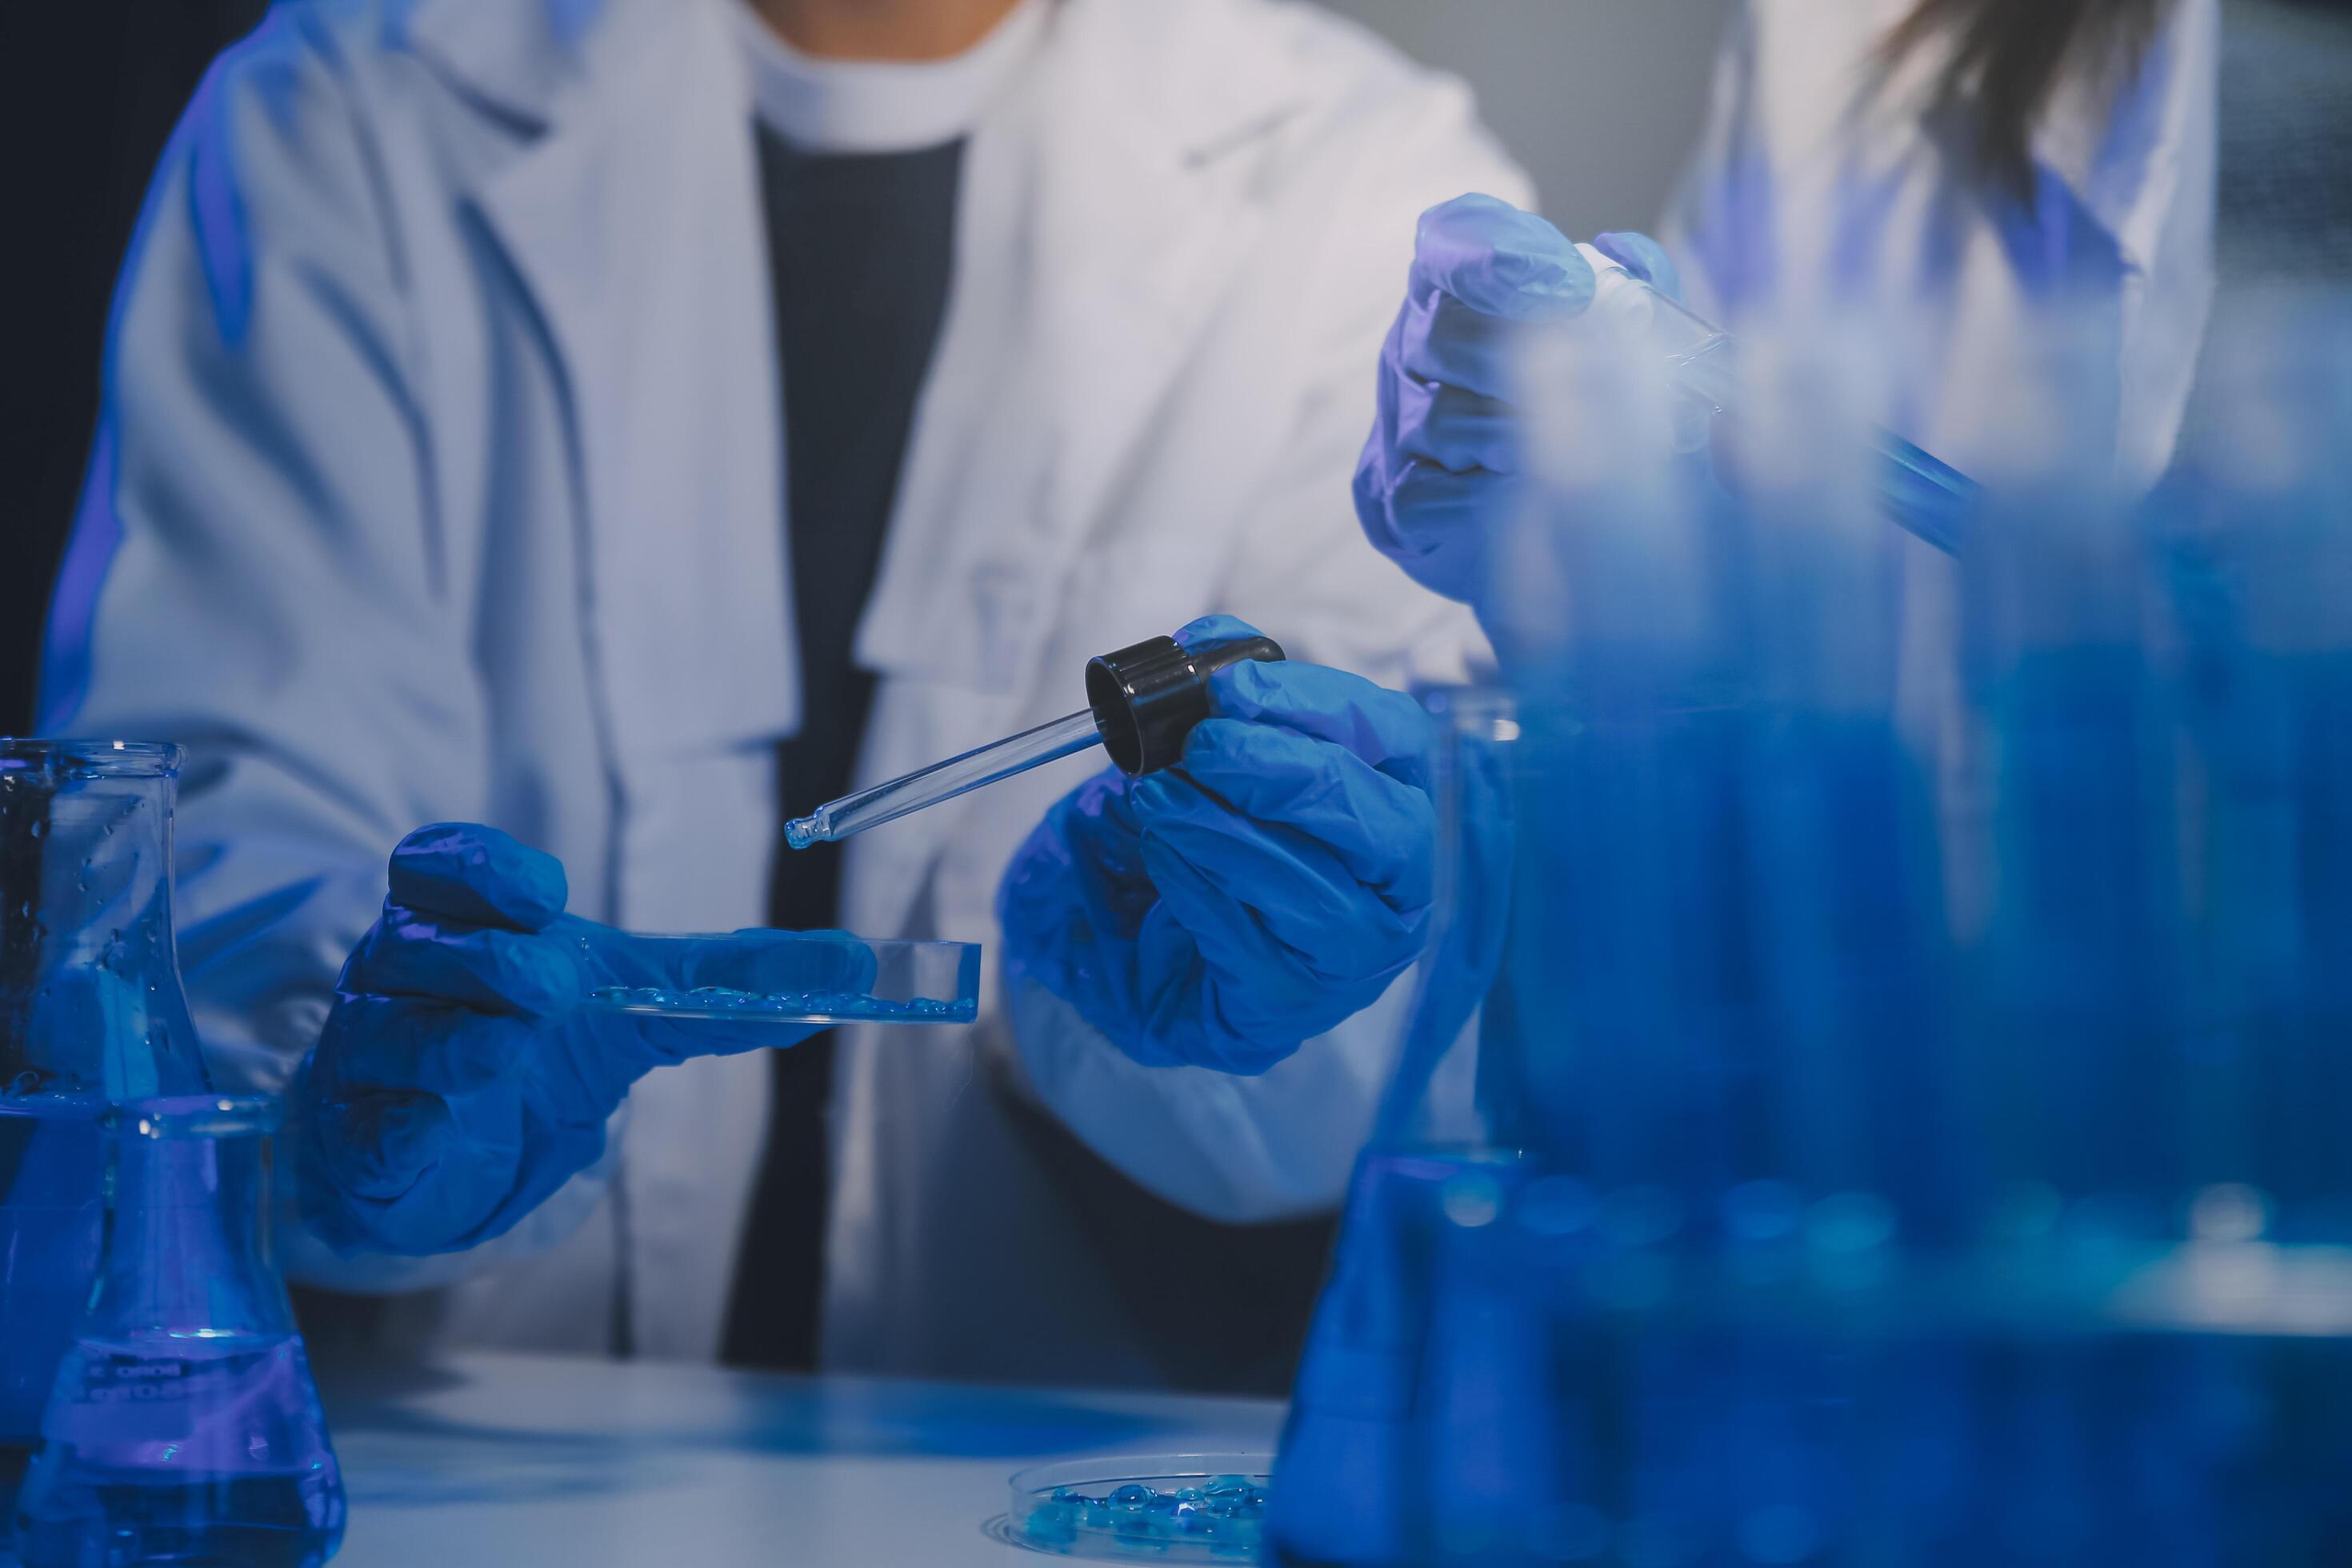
1024 1499 1078 1546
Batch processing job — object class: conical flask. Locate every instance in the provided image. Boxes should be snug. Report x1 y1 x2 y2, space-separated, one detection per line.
1274 330 1730 1566
14 1097 344 1566
2 741 211 1536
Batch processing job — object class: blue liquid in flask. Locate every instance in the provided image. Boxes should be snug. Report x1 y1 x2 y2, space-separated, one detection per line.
0 1101 106 1530
12 1098 345 1568
15 1332 343 1568
1277 1150 2352 1566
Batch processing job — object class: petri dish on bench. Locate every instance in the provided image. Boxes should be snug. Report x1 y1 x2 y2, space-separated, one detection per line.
999 1454 1274 1561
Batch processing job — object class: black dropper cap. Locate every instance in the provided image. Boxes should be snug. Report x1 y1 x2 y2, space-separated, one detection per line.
1086 627 1286 776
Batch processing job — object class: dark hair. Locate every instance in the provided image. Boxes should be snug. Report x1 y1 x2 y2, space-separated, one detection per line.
1882 0 2166 198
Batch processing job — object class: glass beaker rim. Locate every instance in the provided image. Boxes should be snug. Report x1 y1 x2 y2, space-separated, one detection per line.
104 1095 283 1140
0 738 186 779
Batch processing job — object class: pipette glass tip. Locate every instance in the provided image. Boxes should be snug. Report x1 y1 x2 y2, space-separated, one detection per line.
784 709 1105 850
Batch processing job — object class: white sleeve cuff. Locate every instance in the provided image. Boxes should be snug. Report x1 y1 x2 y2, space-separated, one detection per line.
1002 968 1413 1222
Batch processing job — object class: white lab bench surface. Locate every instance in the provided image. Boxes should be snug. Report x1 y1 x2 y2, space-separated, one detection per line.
320 1351 1285 1566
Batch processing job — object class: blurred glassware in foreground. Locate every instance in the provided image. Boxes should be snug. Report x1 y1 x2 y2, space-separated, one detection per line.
1 742 211 1549
14 1098 344 1568
1272 297 2352 1566
0 742 342 1565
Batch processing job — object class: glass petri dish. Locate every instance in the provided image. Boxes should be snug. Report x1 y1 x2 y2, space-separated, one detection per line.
998 1454 1273 1561
580 934 980 1027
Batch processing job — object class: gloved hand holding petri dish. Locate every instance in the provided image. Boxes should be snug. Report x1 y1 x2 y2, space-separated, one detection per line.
295 824 971 1257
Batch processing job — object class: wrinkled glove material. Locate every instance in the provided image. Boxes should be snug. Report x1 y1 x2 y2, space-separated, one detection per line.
1356 191 1682 606
999 616 1439 1077
298 822 870 1256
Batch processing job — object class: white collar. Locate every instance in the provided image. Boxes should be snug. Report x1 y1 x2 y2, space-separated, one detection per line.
732 0 1049 153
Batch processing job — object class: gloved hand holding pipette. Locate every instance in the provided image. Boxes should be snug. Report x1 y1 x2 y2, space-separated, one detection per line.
998 616 1438 1077
1358 193 1977 615
1355 193 1687 606
296 823 873 1256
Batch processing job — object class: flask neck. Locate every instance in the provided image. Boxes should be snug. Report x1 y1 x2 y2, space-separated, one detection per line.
1 754 209 1103
90 1106 294 1342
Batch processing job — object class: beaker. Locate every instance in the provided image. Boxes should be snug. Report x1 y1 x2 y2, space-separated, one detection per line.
1269 310 2352 1566
14 1097 344 1567
2 741 211 1536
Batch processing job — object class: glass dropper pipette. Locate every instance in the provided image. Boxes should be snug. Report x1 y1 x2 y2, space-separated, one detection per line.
785 710 1103 849
784 628 1286 850
790 266 1982 854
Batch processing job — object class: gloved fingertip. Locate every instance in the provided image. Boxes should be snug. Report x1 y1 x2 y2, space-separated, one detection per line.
664 927 884 1006
1171 613 1267 653
1202 656 1283 720
1126 772 1181 816
1592 230 1683 303
1203 659 1426 752
1419 191 1522 226
1494 246 1598 320
790 930 881 995
390 823 569 931
1417 196 1594 322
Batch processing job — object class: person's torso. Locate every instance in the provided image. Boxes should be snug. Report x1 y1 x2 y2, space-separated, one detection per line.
282 0 1509 1381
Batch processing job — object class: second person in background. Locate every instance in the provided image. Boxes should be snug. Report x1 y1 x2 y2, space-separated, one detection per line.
1358 0 2218 656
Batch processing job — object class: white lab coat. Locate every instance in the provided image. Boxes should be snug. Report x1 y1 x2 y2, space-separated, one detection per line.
45 0 1522 1381
1662 0 2218 798
1666 0 2219 489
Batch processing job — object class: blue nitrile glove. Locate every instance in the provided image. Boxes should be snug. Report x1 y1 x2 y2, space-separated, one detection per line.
296 823 873 1255
998 616 1438 1076
1356 192 1683 604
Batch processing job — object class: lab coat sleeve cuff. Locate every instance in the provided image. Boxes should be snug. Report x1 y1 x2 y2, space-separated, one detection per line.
1001 966 1412 1223
234 1011 622 1297
271 1105 626 1297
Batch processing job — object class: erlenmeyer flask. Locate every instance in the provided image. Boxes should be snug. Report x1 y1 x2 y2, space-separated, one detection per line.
14 1097 344 1566
1273 327 1733 1568
2 741 211 1537
1272 689 1524 1568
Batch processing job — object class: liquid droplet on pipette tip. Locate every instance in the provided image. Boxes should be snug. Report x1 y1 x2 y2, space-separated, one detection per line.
783 817 822 851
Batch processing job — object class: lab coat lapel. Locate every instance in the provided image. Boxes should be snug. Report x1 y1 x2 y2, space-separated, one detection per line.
446 0 798 782
846 0 1290 934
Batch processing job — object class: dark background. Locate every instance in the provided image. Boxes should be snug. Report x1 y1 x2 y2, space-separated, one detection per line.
1 0 270 737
